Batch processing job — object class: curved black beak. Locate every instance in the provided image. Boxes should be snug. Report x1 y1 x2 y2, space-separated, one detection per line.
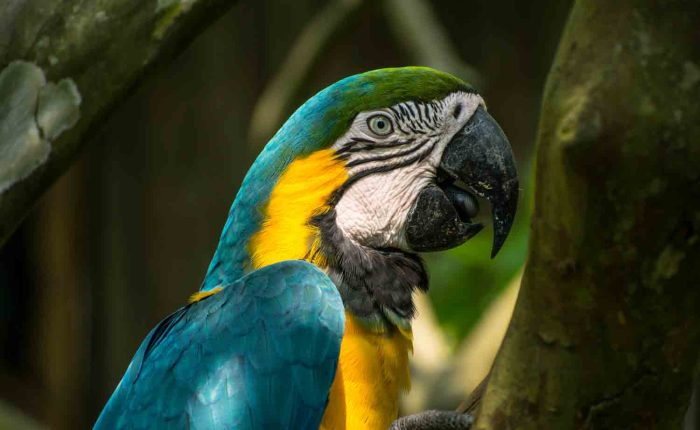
405 105 518 256
440 106 519 257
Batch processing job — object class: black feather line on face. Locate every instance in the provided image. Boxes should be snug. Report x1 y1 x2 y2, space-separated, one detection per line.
388 106 412 135
335 137 416 156
310 209 428 332
344 139 431 168
329 140 437 207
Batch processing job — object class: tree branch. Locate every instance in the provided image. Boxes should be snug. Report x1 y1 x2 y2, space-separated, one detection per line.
382 0 483 90
247 0 363 147
0 0 238 247
476 1 700 428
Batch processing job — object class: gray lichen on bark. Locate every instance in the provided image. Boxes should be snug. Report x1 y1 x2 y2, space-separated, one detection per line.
37 78 81 141
0 0 237 246
0 61 80 193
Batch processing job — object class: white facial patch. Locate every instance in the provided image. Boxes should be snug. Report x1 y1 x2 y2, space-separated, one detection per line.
332 92 484 250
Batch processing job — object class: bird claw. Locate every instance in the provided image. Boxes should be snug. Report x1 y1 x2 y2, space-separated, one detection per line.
389 410 474 430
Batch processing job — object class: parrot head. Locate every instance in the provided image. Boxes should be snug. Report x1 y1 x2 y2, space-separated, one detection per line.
326 82 517 258
203 67 518 329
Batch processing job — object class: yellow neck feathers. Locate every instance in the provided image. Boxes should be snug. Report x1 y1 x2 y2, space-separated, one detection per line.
248 149 347 270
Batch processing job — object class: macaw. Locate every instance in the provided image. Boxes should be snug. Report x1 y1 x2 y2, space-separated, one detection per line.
94 67 518 430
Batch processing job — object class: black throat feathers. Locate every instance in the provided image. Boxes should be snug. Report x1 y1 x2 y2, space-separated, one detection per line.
310 209 428 333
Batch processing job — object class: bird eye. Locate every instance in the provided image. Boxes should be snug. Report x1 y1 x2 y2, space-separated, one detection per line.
367 114 393 136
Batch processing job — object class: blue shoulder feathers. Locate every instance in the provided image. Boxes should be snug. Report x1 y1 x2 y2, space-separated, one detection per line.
95 261 344 430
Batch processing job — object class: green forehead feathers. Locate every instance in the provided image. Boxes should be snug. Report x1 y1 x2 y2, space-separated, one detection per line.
320 67 473 144
276 67 474 154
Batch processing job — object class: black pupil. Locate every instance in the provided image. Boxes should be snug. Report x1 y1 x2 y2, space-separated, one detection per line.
377 120 385 129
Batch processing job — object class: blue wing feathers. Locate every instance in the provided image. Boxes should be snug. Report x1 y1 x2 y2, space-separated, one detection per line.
95 260 344 430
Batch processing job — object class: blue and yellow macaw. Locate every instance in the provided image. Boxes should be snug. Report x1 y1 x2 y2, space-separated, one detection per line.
94 67 518 430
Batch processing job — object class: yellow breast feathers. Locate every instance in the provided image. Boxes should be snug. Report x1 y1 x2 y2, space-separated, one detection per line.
320 313 412 430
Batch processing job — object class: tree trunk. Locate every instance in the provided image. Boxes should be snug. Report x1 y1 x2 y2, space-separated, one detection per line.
476 1 700 429
0 0 236 247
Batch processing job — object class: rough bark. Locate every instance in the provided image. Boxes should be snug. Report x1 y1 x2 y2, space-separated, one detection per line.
0 0 236 247
475 1 700 429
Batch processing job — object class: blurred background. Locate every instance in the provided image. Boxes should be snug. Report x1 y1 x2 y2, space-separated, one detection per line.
0 0 573 428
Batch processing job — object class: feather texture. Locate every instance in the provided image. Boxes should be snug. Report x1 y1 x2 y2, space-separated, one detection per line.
95 260 344 430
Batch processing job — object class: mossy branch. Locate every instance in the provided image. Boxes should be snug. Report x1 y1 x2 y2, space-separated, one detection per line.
0 0 237 247
474 1 700 428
